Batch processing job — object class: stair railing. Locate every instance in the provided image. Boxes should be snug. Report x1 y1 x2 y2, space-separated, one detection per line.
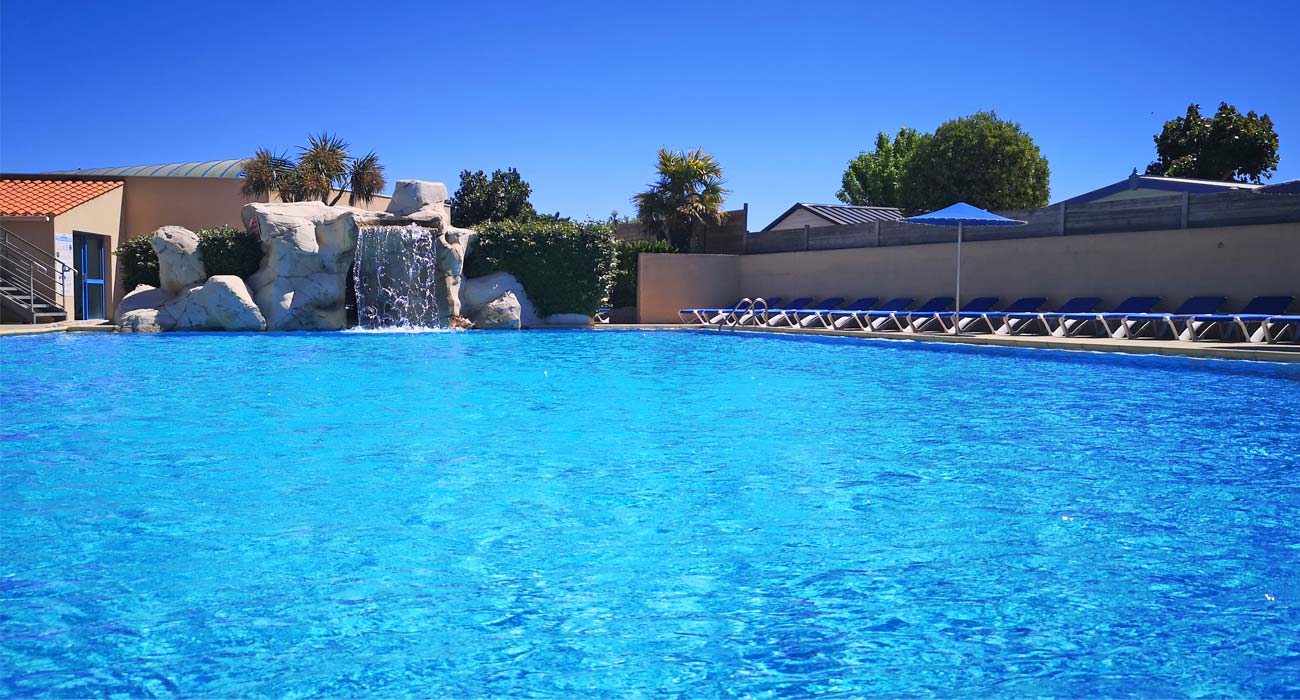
0 225 79 323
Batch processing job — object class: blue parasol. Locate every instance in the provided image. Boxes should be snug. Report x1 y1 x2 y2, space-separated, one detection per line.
902 203 1026 334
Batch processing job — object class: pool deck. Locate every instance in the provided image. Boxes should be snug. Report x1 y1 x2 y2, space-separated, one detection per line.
0 320 115 336
4 320 1297 363
603 324 1300 363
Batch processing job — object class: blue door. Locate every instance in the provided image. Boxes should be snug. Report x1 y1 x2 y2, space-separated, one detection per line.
73 233 106 320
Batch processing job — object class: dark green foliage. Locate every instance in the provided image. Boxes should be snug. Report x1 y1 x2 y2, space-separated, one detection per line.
196 226 262 280
837 127 923 208
449 168 537 228
1146 102 1279 183
115 236 160 292
464 218 618 317
114 225 263 293
633 148 728 251
838 112 1050 214
609 240 679 308
899 111 1051 212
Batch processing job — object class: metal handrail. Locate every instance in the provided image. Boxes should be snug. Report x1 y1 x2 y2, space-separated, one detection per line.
736 297 769 328
0 227 76 321
0 225 78 281
717 297 753 329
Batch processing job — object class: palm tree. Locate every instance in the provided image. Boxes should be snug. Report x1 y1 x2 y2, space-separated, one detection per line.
241 133 386 206
633 148 729 251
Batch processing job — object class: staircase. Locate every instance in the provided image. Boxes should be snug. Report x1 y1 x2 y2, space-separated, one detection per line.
1 226 76 324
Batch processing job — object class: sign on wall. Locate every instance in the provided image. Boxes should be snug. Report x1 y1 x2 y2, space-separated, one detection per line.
54 232 74 296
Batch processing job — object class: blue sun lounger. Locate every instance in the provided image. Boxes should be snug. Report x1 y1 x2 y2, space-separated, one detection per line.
997 297 1103 336
680 297 783 325
1178 296 1295 342
759 297 819 326
795 294 868 326
1262 314 1300 344
827 297 912 330
870 297 955 332
1117 296 1227 339
961 297 1047 334
1048 296 1161 337
798 297 877 328
769 297 843 327
679 299 741 324
905 297 1000 333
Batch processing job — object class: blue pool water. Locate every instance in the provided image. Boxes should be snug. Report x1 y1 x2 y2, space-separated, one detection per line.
2 330 1298 698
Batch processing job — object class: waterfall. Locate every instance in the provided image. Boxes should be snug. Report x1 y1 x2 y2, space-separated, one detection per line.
353 225 441 329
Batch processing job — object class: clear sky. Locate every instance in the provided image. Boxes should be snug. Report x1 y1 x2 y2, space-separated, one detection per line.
2 0 1297 229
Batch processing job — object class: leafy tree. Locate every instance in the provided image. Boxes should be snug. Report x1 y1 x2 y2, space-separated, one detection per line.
1145 102 1279 183
449 168 537 228
899 111 1050 212
633 148 729 250
241 132 386 205
837 127 923 208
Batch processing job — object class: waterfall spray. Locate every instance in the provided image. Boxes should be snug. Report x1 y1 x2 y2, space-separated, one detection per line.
353 225 442 329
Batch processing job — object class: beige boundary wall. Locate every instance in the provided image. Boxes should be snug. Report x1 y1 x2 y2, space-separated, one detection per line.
637 222 1300 323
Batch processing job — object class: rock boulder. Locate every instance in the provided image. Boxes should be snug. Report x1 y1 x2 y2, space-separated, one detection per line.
151 226 206 293
242 201 366 331
116 276 265 332
461 271 539 326
472 291 522 330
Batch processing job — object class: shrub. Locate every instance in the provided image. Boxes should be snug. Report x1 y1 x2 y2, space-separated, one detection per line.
464 218 618 317
114 225 263 293
115 235 160 293
196 226 262 280
609 239 678 308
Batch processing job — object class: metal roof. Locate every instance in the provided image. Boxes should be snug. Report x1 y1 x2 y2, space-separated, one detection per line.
761 202 904 231
44 159 246 178
1057 170 1262 205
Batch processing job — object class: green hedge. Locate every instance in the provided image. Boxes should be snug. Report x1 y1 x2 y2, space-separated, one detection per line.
116 236 160 293
197 226 262 280
464 218 618 317
115 226 262 293
609 239 678 308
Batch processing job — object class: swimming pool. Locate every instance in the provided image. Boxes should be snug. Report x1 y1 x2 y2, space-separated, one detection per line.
2 330 1298 697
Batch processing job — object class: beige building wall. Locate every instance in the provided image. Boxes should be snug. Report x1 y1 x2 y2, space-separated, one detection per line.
120 179 393 241
637 253 741 323
638 222 1300 322
1 218 54 256
54 187 125 315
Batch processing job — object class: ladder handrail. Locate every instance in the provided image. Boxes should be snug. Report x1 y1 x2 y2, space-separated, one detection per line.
0 225 78 280
0 227 77 322
716 297 769 330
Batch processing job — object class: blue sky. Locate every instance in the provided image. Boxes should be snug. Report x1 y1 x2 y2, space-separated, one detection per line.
2 0 1297 229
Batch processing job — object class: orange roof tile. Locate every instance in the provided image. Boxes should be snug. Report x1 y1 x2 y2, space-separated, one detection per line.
0 178 124 217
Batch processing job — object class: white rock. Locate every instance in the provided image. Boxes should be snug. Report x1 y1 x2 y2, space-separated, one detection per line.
386 180 449 224
183 275 266 331
461 271 539 326
115 276 265 332
115 285 167 332
472 290 522 330
242 201 363 331
151 226 206 293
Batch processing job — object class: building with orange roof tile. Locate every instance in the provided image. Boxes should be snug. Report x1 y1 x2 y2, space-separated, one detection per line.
1 161 389 322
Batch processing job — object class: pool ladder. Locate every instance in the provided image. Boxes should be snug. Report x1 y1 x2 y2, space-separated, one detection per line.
717 297 767 330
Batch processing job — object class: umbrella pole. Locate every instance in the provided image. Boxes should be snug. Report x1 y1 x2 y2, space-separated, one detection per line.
953 222 963 336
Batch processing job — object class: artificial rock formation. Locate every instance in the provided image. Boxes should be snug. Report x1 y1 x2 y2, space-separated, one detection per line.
471 290 522 330
151 226 206 292
117 275 265 332
242 200 367 331
241 180 476 330
116 227 266 332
